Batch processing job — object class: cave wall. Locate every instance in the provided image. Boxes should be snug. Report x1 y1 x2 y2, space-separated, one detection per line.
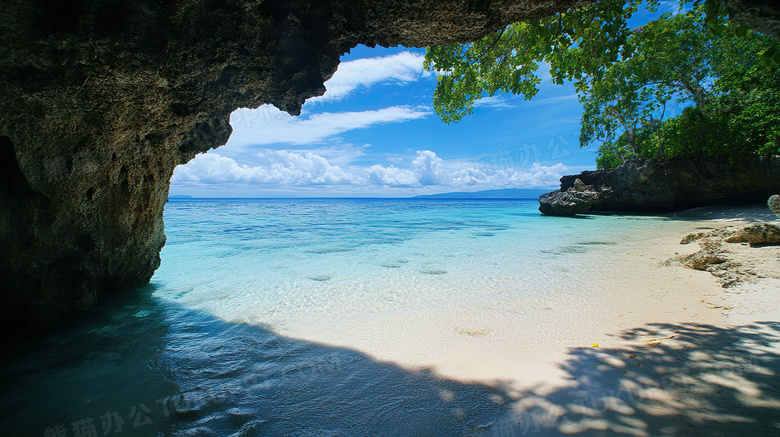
1 0 779 332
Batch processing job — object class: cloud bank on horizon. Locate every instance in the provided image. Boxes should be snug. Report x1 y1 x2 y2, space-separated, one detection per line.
171 49 586 197
174 149 566 189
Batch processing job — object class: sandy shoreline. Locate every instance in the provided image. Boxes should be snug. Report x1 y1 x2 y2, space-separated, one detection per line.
278 204 780 435
478 205 780 436
661 205 780 325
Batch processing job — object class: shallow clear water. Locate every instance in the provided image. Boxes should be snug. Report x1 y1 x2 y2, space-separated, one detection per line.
155 199 659 334
0 199 712 436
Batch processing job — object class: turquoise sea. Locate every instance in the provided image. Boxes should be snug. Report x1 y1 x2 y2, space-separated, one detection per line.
0 198 719 436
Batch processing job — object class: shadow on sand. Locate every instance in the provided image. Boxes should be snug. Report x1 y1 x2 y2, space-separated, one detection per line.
665 205 778 224
1 286 779 436
487 321 780 436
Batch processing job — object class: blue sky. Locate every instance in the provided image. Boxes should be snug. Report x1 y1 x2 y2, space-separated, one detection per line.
170 3 679 198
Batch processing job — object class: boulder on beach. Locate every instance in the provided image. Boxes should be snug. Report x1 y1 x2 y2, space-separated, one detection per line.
769 195 780 215
538 189 598 216
724 223 780 246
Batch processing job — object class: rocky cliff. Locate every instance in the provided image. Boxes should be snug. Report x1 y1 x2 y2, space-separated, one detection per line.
539 156 780 216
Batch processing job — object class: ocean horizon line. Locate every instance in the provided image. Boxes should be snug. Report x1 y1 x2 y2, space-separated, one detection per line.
167 196 544 201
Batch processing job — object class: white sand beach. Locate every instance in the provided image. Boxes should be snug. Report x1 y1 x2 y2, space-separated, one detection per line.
478 206 780 436
278 205 780 436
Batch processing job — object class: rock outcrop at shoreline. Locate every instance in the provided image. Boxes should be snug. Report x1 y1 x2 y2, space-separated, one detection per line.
666 223 780 288
539 156 780 216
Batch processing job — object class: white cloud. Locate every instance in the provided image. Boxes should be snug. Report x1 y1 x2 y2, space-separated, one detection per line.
174 149 567 191
275 143 371 167
366 164 418 187
311 51 426 103
173 150 358 186
412 150 444 185
364 150 446 187
657 0 683 14
223 51 431 149
227 105 431 147
473 96 516 109
527 94 578 106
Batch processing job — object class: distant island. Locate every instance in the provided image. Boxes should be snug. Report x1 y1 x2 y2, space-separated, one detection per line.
414 188 551 199
168 195 193 199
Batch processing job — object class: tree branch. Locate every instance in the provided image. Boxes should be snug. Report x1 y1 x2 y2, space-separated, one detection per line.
470 29 506 66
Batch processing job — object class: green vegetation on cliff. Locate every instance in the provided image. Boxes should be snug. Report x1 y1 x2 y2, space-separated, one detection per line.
588 8 780 169
425 2 780 170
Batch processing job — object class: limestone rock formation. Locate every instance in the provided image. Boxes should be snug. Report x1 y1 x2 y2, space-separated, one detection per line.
769 195 780 215
667 223 780 287
539 156 780 216
538 186 598 217
723 223 780 246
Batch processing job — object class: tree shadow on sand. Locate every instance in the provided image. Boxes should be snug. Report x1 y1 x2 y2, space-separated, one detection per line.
665 205 778 224
485 321 780 436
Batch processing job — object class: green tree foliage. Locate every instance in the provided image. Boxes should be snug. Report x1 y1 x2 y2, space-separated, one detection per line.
424 0 647 123
581 8 716 164
425 1 780 169
589 10 780 168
